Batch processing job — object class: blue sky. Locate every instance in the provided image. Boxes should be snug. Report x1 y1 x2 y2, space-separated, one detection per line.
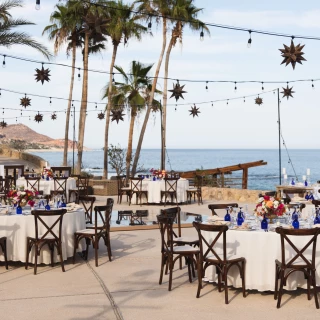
1 0 320 149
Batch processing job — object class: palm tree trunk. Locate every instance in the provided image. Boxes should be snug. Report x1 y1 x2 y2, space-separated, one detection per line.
161 36 175 170
63 40 76 166
76 32 89 174
131 18 167 176
103 44 118 179
126 108 136 178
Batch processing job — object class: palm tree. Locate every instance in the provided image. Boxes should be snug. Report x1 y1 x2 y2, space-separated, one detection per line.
68 0 109 174
0 0 51 58
102 0 147 179
43 3 81 167
131 0 172 176
103 61 157 179
161 0 209 168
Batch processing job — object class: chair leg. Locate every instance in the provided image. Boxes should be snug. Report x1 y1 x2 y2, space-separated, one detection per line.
58 242 65 272
312 270 319 309
196 254 202 298
34 244 38 275
241 260 246 297
106 235 112 262
191 256 196 278
85 238 90 260
25 239 30 270
274 264 279 300
94 237 99 267
159 253 166 285
187 257 192 283
49 243 54 267
168 256 173 291
277 270 285 308
73 234 77 264
3 239 8 270
223 266 229 304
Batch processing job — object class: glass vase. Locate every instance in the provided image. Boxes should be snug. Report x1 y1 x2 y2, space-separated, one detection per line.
261 215 268 230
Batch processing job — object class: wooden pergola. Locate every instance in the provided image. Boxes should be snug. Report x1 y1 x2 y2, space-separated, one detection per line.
179 160 267 189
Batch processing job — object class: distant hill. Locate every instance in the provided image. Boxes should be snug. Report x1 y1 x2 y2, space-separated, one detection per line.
0 124 87 150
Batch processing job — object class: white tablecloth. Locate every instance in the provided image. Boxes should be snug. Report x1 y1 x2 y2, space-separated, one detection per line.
0 208 85 264
203 228 320 292
134 179 189 203
16 177 76 201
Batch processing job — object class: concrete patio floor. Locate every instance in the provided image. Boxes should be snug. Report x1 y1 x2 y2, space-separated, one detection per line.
0 196 319 320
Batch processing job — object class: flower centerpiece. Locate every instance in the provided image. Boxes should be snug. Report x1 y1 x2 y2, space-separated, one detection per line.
150 168 167 180
42 168 53 180
7 187 38 207
254 195 286 223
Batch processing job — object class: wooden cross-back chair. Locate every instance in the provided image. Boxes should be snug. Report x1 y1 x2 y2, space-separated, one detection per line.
193 222 246 304
282 189 306 204
51 177 68 201
0 236 8 269
129 177 148 206
25 177 43 195
4 165 24 186
157 214 200 291
79 195 96 224
73 205 113 267
69 175 89 203
208 203 239 216
186 175 203 205
51 166 71 177
116 175 130 204
25 209 67 275
161 178 179 206
274 227 320 309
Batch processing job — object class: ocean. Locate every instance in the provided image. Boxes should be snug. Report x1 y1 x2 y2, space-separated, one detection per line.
29 149 320 191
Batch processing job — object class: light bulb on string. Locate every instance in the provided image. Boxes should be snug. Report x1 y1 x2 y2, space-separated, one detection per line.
227 99 229 105
78 68 81 81
175 104 177 111
2 55 6 68
112 73 115 83
211 102 213 107
244 97 246 103
49 97 52 105
147 15 152 33
312 80 315 89
234 82 237 93
0 88 1 97
35 0 40 10
205 81 208 92
247 30 252 48
261 82 264 90
200 27 204 41
95 103 97 109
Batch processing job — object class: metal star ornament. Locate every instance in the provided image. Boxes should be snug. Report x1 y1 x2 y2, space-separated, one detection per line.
279 40 306 70
97 112 105 120
168 82 187 101
35 65 51 84
20 96 31 108
51 113 57 120
255 97 263 105
0 120 7 128
111 110 125 124
189 104 200 117
34 113 43 123
281 85 295 100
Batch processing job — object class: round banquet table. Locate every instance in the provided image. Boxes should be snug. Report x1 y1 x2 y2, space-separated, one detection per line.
16 177 76 201
138 179 189 203
203 227 320 292
0 208 85 264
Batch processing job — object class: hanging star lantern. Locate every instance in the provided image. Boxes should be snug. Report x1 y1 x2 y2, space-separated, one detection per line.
51 113 57 120
0 120 7 128
20 96 31 108
34 113 43 123
279 40 306 70
111 109 125 124
151 104 160 113
168 82 187 101
189 104 200 117
281 85 295 100
97 112 105 120
35 65 51 84
255 97 263 105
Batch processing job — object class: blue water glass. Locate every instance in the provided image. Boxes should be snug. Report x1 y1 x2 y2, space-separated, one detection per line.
292 218 299 229
224 208 231 222
237 211 244 226
16 204 22 215
261 216 268 230
46 176 49 181
305 180 308 186
291 178 295 186
153 176 156 181
45 204 51 211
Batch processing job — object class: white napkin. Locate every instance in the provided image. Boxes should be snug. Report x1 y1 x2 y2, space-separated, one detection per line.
207 215 224 222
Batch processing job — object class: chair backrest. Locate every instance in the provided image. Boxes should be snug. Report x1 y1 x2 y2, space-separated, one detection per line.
286 203 306 211
51 166 72 177
53 177 68 193
4 165 24 184
106 198 114 210
275 227 320 269
160 206 180 237
94 204 113 232
130 177 143 192
116 175 127 191
79 195 96 222
77 176 89 192
31 209 67 242
4 176 15 193
25 177 40 193
208 203 238 216
157 214 176 253
0 176 5 192
193 221 228 263
164 178 179 193
312 200 320 207
195 175 204 189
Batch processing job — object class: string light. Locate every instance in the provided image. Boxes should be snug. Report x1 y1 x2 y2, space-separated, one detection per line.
244 97 246 103
78 68 81 81
312 80 315 89
234 82 237 92
49 97 52 105
2 55 5 68
227 99 229 105
112 73 115 83
200 27 204 41
35 0 40 10
247 30 252 48
95 103 97 109
147 15 152 33
261 82 264 90
205 81 208 91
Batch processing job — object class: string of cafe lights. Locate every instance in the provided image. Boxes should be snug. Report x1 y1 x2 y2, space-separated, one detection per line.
2 53 320 90
34 0 320 42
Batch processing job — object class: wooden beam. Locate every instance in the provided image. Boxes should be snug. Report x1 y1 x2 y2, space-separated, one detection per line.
242 168 248 189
